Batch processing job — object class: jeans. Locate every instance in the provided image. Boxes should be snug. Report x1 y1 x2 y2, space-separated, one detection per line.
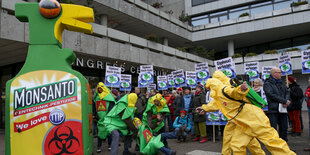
166 115 173 131
268 113 288 141
175 127 187 137
110 129 132 155
188 114 195 135
97 134 112 148
159 147 172 155
161 131 177 147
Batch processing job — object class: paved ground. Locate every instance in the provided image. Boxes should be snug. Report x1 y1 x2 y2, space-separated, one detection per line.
1 112 310 155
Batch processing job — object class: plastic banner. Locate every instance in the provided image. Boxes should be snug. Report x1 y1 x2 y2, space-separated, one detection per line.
185 71 197 88
140 65 154 83
120 74 132 91
278 54 292 76
195 62 209 83
215 57 236 78
138 73 148 88
148 84 157 91
244 61 259 81
206 111 228 125
157 76 168 90
262 66 274 83
261 87 268 111
172 69 186 88
167 74 175 88
105 65 121 88
302 50 310 74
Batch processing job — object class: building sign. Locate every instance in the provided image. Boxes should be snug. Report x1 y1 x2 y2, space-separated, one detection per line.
302 50 310 74
167 74 175 88
105 65 121 88
185 71 197 88
214 57 236 78
157 76 168 91
278 54 292 76
120 74 132 91
195 62 209 83
244 61 259 81
74 57 167 76
172 69 186 88
262 66 275 83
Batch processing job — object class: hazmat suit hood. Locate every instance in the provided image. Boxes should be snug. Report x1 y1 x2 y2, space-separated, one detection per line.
96 82 111 100
213 70 231 86
150 93 167 112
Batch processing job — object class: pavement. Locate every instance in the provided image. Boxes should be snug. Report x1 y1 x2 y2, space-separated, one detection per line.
1 112 310 155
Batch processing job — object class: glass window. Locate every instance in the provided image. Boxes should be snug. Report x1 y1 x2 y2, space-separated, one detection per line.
210 10 227 16
192 18 209 26
249 44 269 54
293 35 310 50
251 1 272 7
210 17 218 23
229 10 250 19
274 1 291 10
230 6 249 12
251 5 273 15
270 39 291 50
192 0 206 6
219 15 228 22
192 14 208 20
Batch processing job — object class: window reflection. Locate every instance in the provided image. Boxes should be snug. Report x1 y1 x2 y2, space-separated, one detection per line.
191 0 303 26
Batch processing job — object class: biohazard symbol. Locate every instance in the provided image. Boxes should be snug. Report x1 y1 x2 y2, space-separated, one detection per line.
96 100 107 111
143 129 153 143
48 126 80 155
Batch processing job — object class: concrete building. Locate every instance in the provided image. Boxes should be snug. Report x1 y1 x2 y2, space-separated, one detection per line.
0 0 310 128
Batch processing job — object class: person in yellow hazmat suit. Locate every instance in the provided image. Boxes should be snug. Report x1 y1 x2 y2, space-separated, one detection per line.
204 96 265 155
197 70 296 155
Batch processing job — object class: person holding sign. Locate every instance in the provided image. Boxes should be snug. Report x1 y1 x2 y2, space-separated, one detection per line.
192 84 207 143
94 82 116 153
263 67 291 141
143 94 170 135
197 70 295 155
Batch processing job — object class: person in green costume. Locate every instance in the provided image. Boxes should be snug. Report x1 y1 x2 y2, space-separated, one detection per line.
133 117 176 155
142 93 170 135
94 82 116 153
101 93 138 155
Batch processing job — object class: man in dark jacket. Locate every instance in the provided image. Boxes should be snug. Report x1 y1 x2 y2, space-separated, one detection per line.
263 67 291 141
192 84 207 143
287 76 303 137
134 87 147 120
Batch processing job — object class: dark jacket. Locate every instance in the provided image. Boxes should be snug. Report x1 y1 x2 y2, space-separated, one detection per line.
173 94 194 116
288 82 303 111
192 92 206 122
135 93 147 116
263 77 289 113
173 95 184 116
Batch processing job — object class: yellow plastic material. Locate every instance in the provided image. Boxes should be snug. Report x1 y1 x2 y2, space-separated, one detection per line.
150 93 167 112
96 82 110 100
204 70 296 155
127 93 138 108
202 98 265 154
55 4 94 44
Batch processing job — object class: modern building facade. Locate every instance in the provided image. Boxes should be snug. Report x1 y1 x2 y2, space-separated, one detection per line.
0 0 309 128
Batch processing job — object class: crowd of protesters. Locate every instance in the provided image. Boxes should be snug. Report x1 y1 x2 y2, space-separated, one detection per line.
91 68 310 154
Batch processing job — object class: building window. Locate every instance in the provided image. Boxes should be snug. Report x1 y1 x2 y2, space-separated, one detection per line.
191 0 303 26
192 0 219 7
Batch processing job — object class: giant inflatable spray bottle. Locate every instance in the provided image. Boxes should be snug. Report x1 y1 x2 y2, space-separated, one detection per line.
5 1 94 154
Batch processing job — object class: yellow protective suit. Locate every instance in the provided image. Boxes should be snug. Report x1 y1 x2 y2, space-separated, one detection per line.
202 70 295 155
203 99 265 155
